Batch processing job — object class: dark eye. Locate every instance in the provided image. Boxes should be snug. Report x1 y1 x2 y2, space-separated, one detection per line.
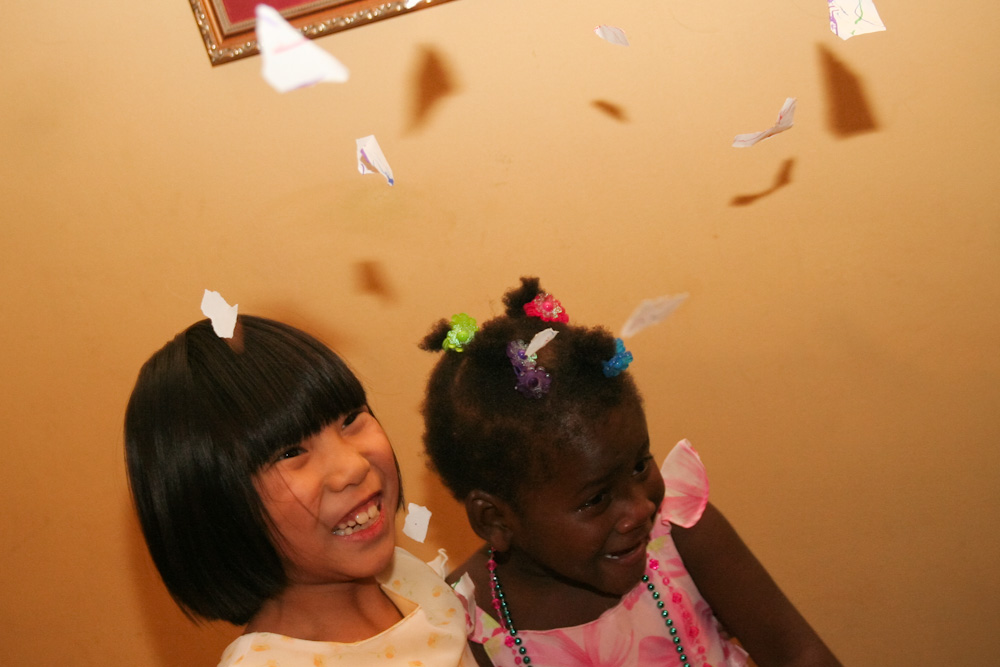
273 445 305 462
581 492 607 509
342 407 369 429
634 455 653 475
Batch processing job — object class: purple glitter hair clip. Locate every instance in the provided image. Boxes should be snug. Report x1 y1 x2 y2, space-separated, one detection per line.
602 338 633 377
507 339 552 398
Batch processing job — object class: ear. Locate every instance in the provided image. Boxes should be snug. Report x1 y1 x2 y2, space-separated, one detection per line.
464 490 517 553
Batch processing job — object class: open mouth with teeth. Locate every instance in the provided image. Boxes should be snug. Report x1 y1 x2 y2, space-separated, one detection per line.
332 499 382 536
603 540 646 562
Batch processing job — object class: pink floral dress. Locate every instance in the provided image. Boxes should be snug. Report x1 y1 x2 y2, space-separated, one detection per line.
453 440 749 667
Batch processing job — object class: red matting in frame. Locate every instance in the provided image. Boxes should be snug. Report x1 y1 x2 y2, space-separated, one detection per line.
209 0 345 35
188 0 458 66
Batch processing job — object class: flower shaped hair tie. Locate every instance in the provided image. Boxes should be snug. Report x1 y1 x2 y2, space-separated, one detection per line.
507 339 552 398
602 338 633 377
524 292 569 323
443 313 477 352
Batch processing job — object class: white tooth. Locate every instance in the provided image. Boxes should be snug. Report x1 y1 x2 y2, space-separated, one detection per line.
336 523 348 530
355 511 370 525
347 519 357 527
368 505 379 519
344 526 354 535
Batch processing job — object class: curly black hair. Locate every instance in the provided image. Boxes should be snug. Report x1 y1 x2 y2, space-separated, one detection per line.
419 277 642 505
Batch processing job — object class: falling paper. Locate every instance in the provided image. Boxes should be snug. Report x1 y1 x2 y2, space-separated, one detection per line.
403 503 432 543
526 328 558 357
200 289 238 338
620 294 688 339
256 5 349 93
594 25 629 46
732 97 797 148
828 0 886 40
356 135 395 186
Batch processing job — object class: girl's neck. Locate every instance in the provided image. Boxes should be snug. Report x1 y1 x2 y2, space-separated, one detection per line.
246 576 403 643
472 547 621 631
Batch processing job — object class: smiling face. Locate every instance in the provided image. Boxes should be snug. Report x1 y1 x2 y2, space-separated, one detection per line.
507 397 665 597
254 407 399 586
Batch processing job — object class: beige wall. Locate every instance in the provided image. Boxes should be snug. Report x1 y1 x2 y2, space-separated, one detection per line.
2 0 998 663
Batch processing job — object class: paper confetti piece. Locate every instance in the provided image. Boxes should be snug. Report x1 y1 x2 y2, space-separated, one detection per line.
594 25 630 46
732 97 797 148
828 0 886 40
200 290 238 338
356 135 395 186
526 328 558 357
620 294 688 339
402 503 432 543
256 4 349 93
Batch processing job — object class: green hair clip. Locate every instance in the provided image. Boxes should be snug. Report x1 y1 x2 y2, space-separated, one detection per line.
443 313 477 352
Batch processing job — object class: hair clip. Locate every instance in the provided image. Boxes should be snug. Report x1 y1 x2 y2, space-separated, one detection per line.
443 313 477 352
507 340 552 398
524 292 569 323
602 338 633 377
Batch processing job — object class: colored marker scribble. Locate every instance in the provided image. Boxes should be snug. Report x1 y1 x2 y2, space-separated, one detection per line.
828 0 886 40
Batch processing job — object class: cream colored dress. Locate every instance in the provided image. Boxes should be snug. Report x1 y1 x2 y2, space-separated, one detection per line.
218 548 476 667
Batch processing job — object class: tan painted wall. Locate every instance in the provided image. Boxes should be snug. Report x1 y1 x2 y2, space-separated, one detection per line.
2 0 997 663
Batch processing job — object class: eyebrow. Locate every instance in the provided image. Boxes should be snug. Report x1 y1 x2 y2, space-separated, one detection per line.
573 437 651 494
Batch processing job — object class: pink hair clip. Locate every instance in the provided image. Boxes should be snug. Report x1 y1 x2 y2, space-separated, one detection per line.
524 292 569 323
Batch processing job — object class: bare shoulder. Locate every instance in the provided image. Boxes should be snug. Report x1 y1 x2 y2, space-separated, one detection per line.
672 503 842 667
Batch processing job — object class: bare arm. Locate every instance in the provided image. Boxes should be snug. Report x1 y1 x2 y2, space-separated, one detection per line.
671 503 842 667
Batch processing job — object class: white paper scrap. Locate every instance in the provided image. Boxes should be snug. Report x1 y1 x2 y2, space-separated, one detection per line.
594 25 630 46
732 97 797 148
526 328 558 357
620 294 688 339
828 0 886 40
403 503 432 543
356 135 395 186
200 289 238 338
256 5 349 93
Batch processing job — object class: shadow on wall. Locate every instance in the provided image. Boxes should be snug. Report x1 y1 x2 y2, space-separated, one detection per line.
730 159 796 207
818 44 879 138
408 46 459 133
591 99 629 122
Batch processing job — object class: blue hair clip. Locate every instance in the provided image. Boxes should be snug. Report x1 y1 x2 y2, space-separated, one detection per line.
602 338 633 377
507 340 552 398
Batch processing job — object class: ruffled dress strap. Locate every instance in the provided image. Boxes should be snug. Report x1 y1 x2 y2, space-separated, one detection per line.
654 438 710 537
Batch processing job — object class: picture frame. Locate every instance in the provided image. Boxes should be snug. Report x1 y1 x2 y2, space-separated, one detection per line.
188 0 458 66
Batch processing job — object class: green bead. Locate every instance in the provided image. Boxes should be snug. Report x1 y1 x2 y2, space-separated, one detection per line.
523 659 531 666
673 636 681 645
642 575 649 582
675 645 684 653
666 618 674 626
679 655 687 662
657 601 664 608
652 592 660 599
519 646 527 655
670 627 677 635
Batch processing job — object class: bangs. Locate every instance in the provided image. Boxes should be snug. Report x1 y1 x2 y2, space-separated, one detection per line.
185 317 367 470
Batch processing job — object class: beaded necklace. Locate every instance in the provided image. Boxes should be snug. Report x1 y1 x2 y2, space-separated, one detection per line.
487 549 692 667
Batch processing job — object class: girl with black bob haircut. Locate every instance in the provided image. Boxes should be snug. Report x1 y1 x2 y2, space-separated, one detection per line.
419 277 841 667
126 314 476 666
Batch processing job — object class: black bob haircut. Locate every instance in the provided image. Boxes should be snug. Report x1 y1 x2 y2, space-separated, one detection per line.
125 315 368 625
419 277 642 506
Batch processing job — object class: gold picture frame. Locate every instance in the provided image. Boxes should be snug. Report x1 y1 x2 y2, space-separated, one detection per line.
189 0 458 66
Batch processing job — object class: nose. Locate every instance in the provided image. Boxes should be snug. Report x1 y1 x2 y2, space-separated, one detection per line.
319 439 370 492
615 483 658 535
